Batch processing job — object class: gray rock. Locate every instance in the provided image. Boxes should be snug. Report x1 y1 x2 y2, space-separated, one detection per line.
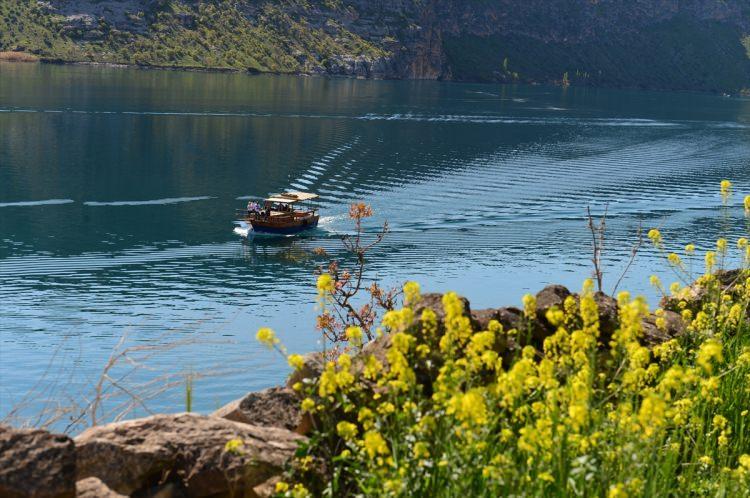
414 292 472 323
212 386 310 435
535 284 572 320
641 310 686 346
75 413 303 497
0 425 76 498
593 291 620 342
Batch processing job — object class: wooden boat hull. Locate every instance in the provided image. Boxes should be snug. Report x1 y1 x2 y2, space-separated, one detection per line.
248 214 319 235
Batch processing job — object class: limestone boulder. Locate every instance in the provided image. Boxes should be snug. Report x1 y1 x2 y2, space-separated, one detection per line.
212 387 310 435
0 425 76 498
75 413 303 497
75 477 125 498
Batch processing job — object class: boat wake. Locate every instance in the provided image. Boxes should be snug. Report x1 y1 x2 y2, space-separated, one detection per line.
0 199 74 208
233 226 252 238
84 196 215 206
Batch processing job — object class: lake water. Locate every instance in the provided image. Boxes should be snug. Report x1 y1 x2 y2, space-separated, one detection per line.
2 62 750 428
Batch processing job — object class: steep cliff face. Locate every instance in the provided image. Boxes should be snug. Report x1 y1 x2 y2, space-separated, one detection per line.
2 0 750 92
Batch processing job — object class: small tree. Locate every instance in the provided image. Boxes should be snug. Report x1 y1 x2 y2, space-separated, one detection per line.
315 203 398 356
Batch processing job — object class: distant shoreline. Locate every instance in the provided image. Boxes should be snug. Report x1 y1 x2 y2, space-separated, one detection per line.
2 54 745 98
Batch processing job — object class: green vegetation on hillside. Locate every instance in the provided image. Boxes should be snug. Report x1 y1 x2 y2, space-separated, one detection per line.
0 0 386 72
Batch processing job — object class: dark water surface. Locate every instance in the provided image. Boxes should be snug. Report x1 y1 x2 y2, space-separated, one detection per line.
2 62 750 426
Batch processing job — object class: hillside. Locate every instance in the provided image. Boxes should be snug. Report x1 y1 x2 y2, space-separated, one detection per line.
2 0 750 92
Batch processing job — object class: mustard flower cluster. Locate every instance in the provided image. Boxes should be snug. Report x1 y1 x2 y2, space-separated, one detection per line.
262 268 750 496
260 182 750 496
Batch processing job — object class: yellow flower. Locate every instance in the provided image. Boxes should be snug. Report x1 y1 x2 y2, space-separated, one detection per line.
358 407 374 427
649 275 663 292
647 228 662 246
667 253 682 266
287 354 305 370
705 251 716 273
291 483 311 498
545 306 565 327
300 398 316 412
345 326 363 346
316 273 334 295
745 195 750 213
413 441 430 459
224 438 244 454
403 281 421 306
538 472 554 483
608 483 628 498
638 394 667 438
522 293 537 318
447 389 487 426
721 180 732 203
363 354 383 379
713 414 728 429
256 328 279 349
336 421 358 440
739 237 749 249
669 282 682 295
275 481 290 493
362 430 389 459
697 339 723 374
717 238 728 254
685 243 696 254
377 402 396 415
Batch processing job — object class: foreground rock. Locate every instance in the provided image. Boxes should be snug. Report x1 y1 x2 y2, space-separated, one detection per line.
213 386 310 435
75 413 304 497
286 351 326 389
0 425 76 498
75 477 125 498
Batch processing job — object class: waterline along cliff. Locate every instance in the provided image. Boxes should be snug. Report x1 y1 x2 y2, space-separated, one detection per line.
3 0 750 92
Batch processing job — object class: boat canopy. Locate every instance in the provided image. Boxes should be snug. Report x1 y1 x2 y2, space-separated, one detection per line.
265 191 319 204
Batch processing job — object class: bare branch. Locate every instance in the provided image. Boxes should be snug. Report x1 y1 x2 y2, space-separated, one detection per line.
612 222 644 295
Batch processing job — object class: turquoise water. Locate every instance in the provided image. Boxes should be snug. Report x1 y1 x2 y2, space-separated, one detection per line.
2 62 750 427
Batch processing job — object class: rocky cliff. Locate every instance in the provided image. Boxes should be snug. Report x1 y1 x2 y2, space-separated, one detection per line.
3 0 750 92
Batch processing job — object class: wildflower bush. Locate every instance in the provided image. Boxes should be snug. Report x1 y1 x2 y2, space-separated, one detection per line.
258 183 750 497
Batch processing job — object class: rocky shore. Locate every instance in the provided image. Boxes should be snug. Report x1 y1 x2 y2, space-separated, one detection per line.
0 275 713 497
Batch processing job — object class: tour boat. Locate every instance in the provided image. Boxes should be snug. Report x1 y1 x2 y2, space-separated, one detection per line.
238 192 320 235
